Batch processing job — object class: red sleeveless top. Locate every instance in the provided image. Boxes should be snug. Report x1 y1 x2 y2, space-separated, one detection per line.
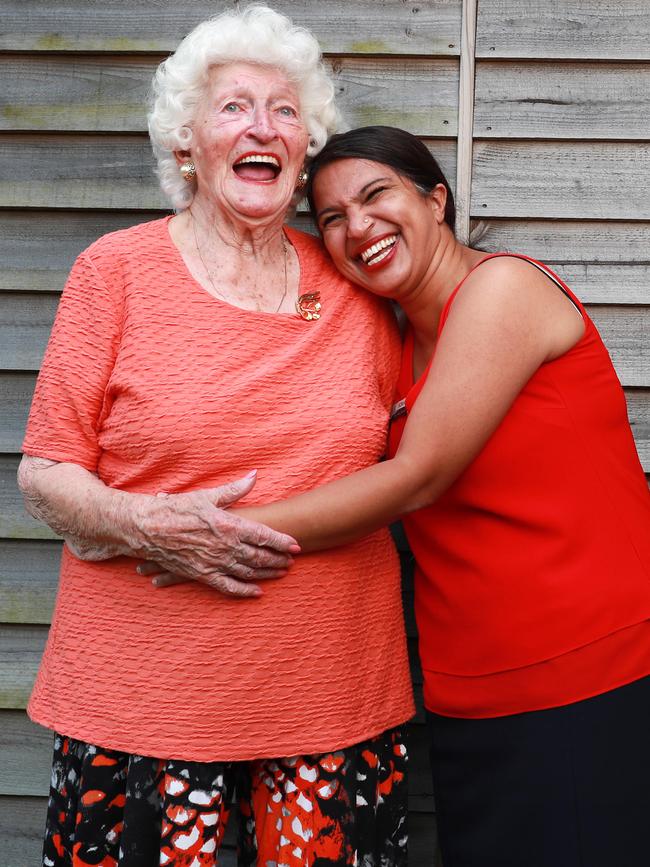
388 254 650 718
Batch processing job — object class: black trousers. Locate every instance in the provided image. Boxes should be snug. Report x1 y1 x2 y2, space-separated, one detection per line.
427 675 650 867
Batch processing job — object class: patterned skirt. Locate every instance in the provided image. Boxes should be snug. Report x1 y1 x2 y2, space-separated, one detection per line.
42 726 408 866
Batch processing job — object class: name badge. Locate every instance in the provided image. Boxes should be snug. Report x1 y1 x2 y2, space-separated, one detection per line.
390 398 407 421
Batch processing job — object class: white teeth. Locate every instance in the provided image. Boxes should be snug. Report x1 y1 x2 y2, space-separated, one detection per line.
369 246 393 265
235 154 280 168
360 235 397 264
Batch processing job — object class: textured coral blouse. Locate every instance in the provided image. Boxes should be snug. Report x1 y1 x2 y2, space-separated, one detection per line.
23 218 414 760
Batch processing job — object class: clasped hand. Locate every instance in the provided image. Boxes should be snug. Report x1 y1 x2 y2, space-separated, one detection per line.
135 472 298 597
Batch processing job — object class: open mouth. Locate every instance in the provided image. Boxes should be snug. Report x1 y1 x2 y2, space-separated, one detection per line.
359 234 398 267
233 153 282 182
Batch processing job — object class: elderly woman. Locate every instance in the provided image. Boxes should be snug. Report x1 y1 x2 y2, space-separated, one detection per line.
182 126 649 867
18 15 412 866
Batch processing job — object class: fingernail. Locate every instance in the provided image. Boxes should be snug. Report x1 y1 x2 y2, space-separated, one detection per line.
288 544 301 554
245 469 257 479
152 578 159 587
136 565 143 574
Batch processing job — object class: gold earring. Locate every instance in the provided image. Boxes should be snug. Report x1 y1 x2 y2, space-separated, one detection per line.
180 161 196 182
296 169 308 190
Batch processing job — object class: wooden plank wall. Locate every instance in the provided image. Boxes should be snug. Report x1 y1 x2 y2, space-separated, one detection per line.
473 0 650 479
1 2 648 864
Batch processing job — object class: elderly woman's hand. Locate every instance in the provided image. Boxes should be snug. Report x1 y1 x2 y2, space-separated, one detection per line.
133 476 299 597
18 457 298 598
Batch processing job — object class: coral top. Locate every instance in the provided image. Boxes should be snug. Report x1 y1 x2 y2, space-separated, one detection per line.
388 254 650 718
24 218 414 761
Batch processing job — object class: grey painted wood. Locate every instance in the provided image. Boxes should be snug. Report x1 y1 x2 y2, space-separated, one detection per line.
0 55 155 133
0 625 48 709
476 0 650 60
475 61 650 139
0 713 52 796
471 141 650 220
0 134 166 210
548 265 650 306
0 211 162 292
0 372 34 452
587 307 650 387
478 219 650 266
409 811 439 865
0 55 460 137
627 390 650 469
0 292 60 371
0 796 48 867
0 541 60 625
0 0 462 56
0 135 457 210
0 455 59 540
329 57 458 136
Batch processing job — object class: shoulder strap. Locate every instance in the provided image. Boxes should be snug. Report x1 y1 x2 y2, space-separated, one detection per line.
438 252 585 337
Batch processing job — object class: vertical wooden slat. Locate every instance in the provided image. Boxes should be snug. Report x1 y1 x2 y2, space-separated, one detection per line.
454 0 478 244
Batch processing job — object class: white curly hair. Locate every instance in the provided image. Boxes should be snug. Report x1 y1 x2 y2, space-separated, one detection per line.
147 4 341 211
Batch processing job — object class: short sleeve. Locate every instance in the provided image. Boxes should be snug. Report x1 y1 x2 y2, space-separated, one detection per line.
22 248 124 471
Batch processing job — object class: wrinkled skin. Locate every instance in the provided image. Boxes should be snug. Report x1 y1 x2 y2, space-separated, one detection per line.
18 456 299 598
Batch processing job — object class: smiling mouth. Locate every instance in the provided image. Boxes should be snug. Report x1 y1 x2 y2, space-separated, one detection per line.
233 153 281 182
359 235 398 266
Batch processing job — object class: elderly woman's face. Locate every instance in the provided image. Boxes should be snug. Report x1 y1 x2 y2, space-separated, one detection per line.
187 62 309 223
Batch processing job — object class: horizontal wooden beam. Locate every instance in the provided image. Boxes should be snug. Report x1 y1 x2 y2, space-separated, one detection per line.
0 541 61 624
0 0 462 56
471 141 650 220
0 796 48 866
0 625 47 709
475 61 650 140
476 0 650 60
478 220 650 268
0 134 165 209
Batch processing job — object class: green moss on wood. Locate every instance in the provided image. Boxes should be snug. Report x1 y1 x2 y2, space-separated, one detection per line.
349 39 390 54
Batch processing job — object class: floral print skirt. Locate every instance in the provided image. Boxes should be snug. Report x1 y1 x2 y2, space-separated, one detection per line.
42 727 408 866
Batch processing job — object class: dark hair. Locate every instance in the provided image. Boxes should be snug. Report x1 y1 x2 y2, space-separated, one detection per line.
306 125 456 232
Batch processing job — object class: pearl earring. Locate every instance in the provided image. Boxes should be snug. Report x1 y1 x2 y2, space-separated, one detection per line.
180 161 196 182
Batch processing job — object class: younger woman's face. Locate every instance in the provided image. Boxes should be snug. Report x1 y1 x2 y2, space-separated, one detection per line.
312 158 446 301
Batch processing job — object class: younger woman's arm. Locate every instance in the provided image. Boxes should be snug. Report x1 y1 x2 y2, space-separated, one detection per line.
235 257 583 550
